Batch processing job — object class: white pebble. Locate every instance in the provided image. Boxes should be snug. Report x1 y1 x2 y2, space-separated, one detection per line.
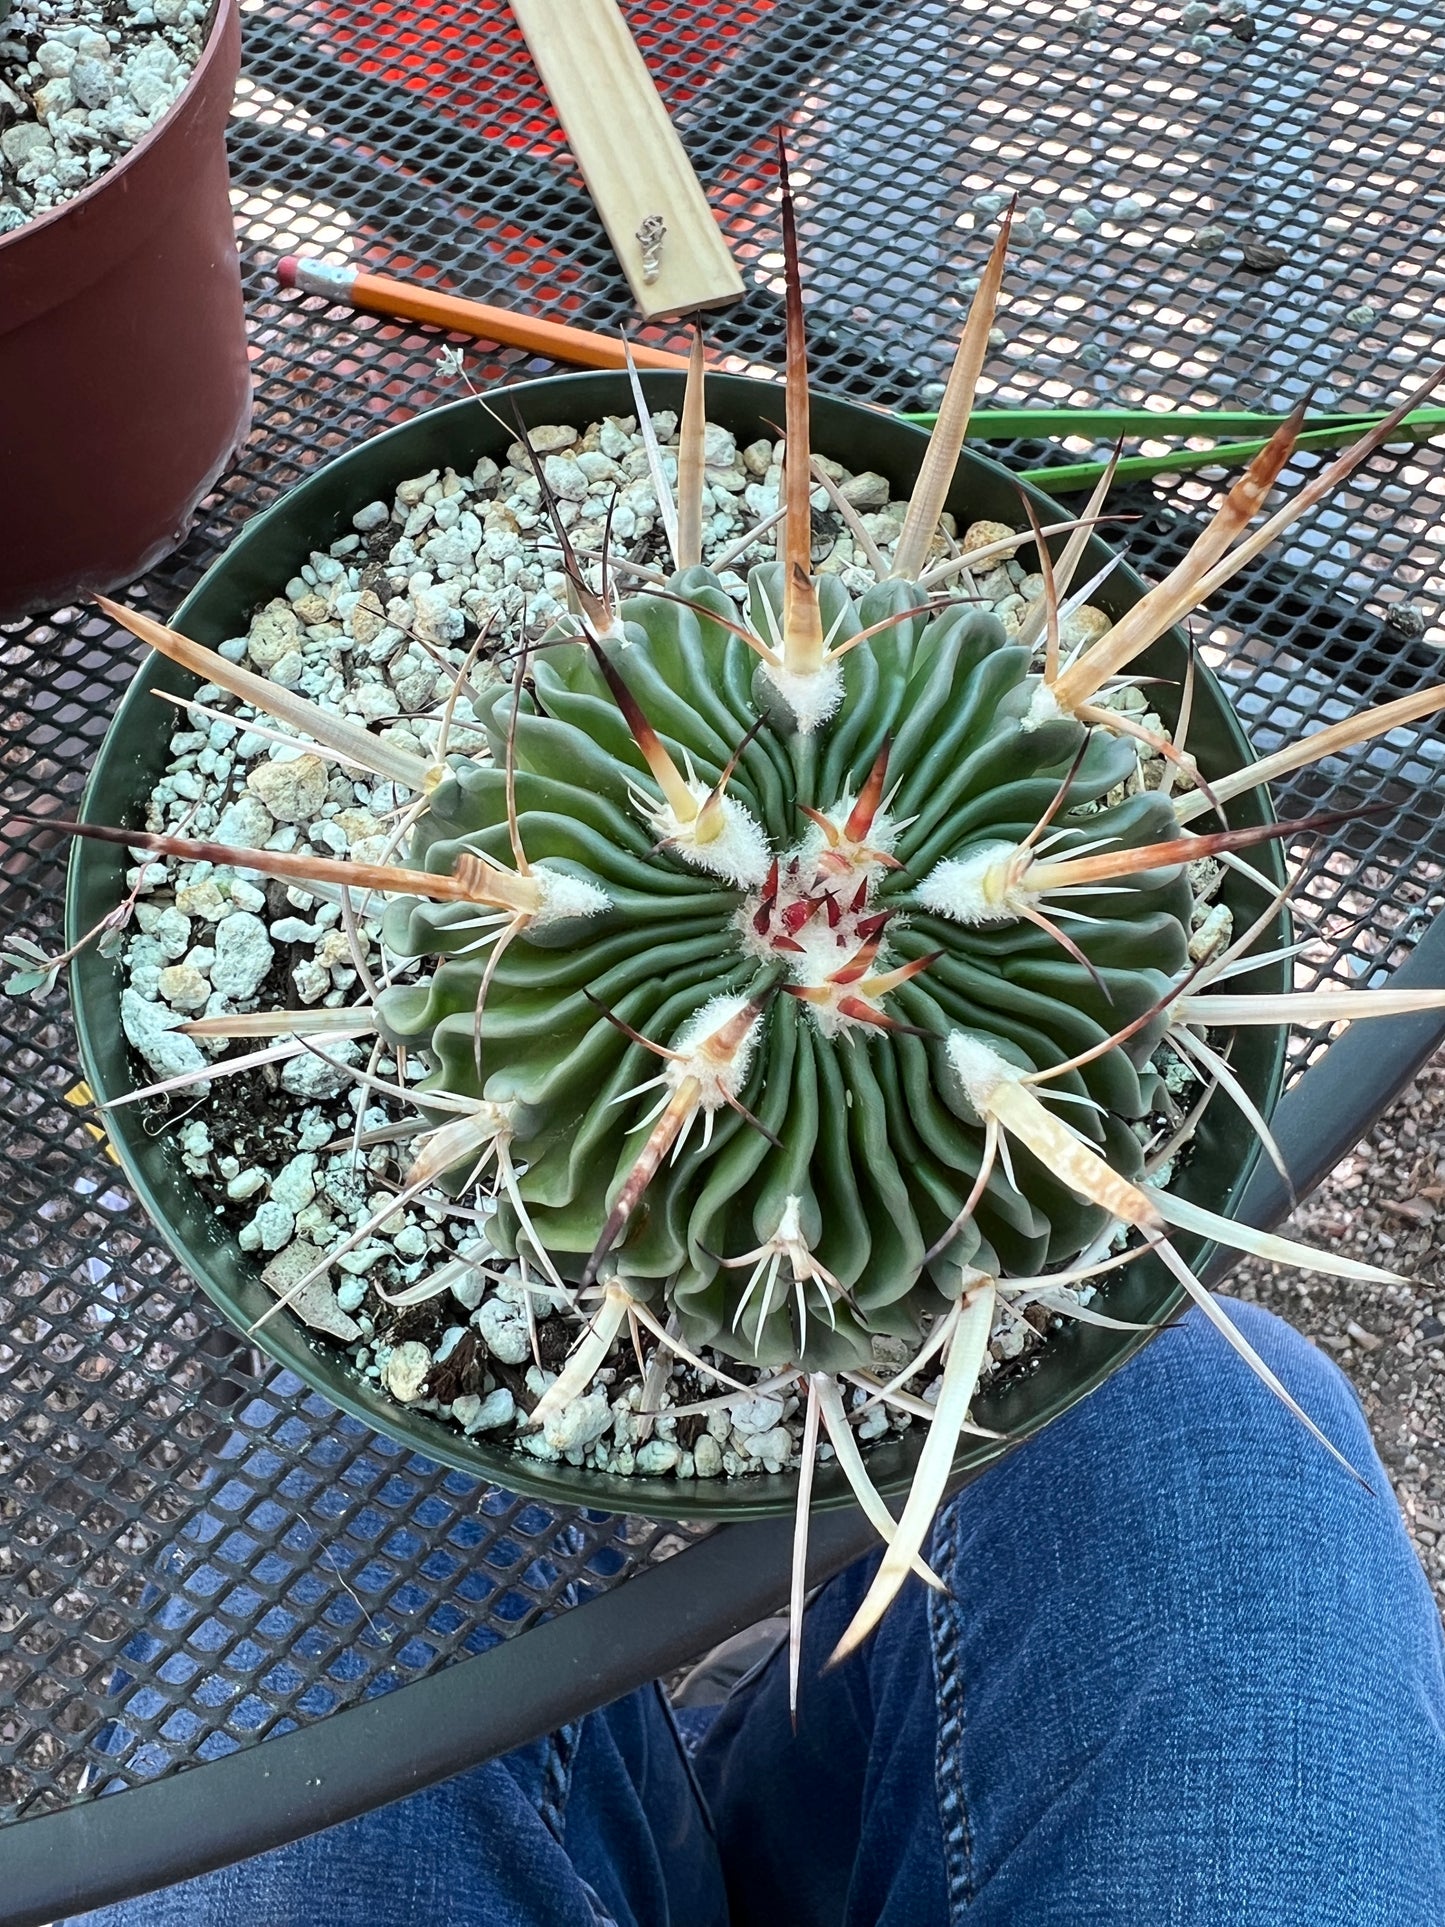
542 1391 611 1453
475 1298 531 1365
468 1387 516 1433
210 911 274 1001
729 1393 786 1435
120 988 206 1078
280 1039 360 1099
244 1200 295 1252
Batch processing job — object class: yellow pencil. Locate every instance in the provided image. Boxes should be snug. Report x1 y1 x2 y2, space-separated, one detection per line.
277 256 690 373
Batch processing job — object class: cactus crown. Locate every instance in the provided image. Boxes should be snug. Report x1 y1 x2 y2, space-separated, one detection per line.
43 144 1445 1679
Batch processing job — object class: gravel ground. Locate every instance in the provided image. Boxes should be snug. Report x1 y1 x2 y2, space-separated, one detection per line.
1231 1058 1445 1616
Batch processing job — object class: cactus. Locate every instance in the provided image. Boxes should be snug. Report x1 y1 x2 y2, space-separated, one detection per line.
31 150 1445 1687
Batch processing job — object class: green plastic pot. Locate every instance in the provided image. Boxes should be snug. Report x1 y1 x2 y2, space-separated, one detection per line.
68 373 1287 1519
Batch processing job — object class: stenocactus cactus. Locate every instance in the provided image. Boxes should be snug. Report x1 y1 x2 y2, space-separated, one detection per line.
381 566 1186 1376
38 150 1445 1681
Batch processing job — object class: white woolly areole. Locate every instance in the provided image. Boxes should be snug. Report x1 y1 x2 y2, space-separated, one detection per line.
756 658 845 735
945 1031 1022 1112
668 994 766 1106
548 607 627 647
532 867 612 927
669 795 773 889
627 777 772 890
1022 679 1067 732
767 1194 809 1246
918 842 1025 926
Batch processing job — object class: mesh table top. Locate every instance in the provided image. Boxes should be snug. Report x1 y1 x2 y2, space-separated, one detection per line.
3 0 1444 1868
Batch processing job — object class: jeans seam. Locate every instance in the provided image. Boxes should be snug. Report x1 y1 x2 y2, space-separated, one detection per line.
538 1718 580 1844
929 1554 975 1913
544 1722 623 1925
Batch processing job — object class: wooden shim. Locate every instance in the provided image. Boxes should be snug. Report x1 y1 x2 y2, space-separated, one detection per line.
509 0 745 321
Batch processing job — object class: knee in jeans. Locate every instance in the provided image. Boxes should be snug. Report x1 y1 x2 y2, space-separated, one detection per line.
936 1297 1383 1572
1147 1297 1368 1438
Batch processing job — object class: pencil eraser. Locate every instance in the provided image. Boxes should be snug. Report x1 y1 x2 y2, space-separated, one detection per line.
276 255 300 289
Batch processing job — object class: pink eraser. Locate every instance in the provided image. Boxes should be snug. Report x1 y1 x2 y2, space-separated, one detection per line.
276 255 300 289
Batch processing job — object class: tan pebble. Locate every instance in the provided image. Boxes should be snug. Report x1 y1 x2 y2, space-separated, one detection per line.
1188 903 1233 963
246 753 330 824
246 601 301 670
34 77 74 119
315 929 353 971
1063 604 1112 646
335 807 380 844
839 469 890 510
175 878 229 920
156 963 209 1009
262 1242 362 1343
396 468 440 507
962 518 1017 556
507 424 578 461
384 1341 433 1402
347 598 387 648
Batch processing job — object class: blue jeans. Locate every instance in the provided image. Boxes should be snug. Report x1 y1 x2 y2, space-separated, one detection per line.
64 1302 1445 1925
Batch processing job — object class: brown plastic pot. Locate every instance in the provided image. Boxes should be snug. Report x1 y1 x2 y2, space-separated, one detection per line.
0 0 250 619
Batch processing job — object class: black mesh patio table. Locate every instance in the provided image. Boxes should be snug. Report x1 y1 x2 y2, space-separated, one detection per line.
4 0 1445 1917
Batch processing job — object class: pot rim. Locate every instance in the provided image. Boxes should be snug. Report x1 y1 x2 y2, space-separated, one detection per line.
68 373 1288 1521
